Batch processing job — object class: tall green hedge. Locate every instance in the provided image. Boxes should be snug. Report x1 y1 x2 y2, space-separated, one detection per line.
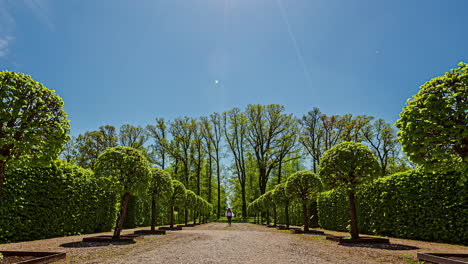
0 161 118 243
317 170 467 244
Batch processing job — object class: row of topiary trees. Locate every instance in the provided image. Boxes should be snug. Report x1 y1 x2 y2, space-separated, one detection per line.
248 141 380 239
94 146 212 238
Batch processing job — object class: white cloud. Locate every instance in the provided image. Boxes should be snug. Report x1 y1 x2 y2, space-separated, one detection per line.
0 36 15 57
0 0 54 58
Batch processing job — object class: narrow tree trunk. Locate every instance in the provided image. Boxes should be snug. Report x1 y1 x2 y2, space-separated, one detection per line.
273 206 277 227
277 161 282 184
348 192 360 239
170 204 175 228
241 185 247 220
217 157 221 219
302 201 309 232
310 201 319 228
208 155 212 203
0 160 6 200
285 203 290 229
184 206 188 225
266 210 270 226
193 209 197 225
113 192 131 238
151 195 157 231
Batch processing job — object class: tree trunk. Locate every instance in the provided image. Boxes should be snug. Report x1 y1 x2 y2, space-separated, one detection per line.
151 195 156 231
241 185 247 220
285 203 290 229
277 161 282 184
208 155 212 204
184 206 188 225
216 152 221 219
0 160 6 200
259 167 267 194
348 191 360 239
113 192 131 238
170 204 175 228
273 206 277 227
310 201 319 228
266 210 270 226
302 201 309 232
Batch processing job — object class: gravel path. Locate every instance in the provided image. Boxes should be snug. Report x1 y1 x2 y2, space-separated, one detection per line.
1 222 467 264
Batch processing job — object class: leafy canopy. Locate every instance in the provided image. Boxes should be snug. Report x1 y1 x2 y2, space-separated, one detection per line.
94 146 150 196
171 179 187 205
0 71 70 163
319 142 379 191
148 167 174 199
285 171 323 201
272 182 290 206
396 62 468 179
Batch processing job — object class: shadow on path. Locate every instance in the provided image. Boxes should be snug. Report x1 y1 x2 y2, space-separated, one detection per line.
338 243 419 251
60 241 134 248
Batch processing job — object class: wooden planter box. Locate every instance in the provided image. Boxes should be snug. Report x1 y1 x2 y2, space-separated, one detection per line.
82 235 137 243
183 224 195 227
158 226 183 231
276 226 289 230
326 235 389 244
0 251 66 264
133 229 166 235
418 253 468 264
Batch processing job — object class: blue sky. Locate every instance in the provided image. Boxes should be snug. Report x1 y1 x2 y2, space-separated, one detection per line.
1 0 467 136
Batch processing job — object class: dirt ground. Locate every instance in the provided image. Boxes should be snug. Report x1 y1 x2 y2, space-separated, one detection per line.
0 223 466 263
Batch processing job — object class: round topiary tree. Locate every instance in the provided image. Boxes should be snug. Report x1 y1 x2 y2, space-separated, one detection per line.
0 71 70 198
272 183 291 228
148 168 174 231
94 146 150 238
285 171 323 232
184 190 197 226
169 180 186 228
396 62 468 181
319 142 379 239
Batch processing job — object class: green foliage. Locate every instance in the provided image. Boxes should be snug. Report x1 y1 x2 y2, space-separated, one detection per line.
396 62 468 180
317 170 468 244
285 171 322 201
94 146 150 196
171 180 187 206
0 161 117 243
149 167 174 199
319 142 380 191
0 71 70 195
272 183 290 206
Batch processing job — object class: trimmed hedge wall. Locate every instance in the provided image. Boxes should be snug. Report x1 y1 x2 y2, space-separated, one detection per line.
0 161 118 243
317 170 467 244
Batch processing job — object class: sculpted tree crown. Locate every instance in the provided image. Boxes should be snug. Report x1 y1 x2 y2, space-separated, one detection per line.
285 171 323 201
94 146 150 196
0 71 70 163
396 62 468 178
149 167 174 198
319 142 379 190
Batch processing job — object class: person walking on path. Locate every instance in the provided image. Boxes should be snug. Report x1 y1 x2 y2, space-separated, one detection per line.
226 208 234 226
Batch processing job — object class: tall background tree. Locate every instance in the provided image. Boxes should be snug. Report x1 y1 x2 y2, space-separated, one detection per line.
0 71 70 198
200 113 223 218
223 108 249 218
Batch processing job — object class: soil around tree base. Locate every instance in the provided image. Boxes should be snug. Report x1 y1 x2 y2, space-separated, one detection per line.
133 230 166 235
417 253 468 264
326 235 390 244
0 251 66 264
82 235 137 243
